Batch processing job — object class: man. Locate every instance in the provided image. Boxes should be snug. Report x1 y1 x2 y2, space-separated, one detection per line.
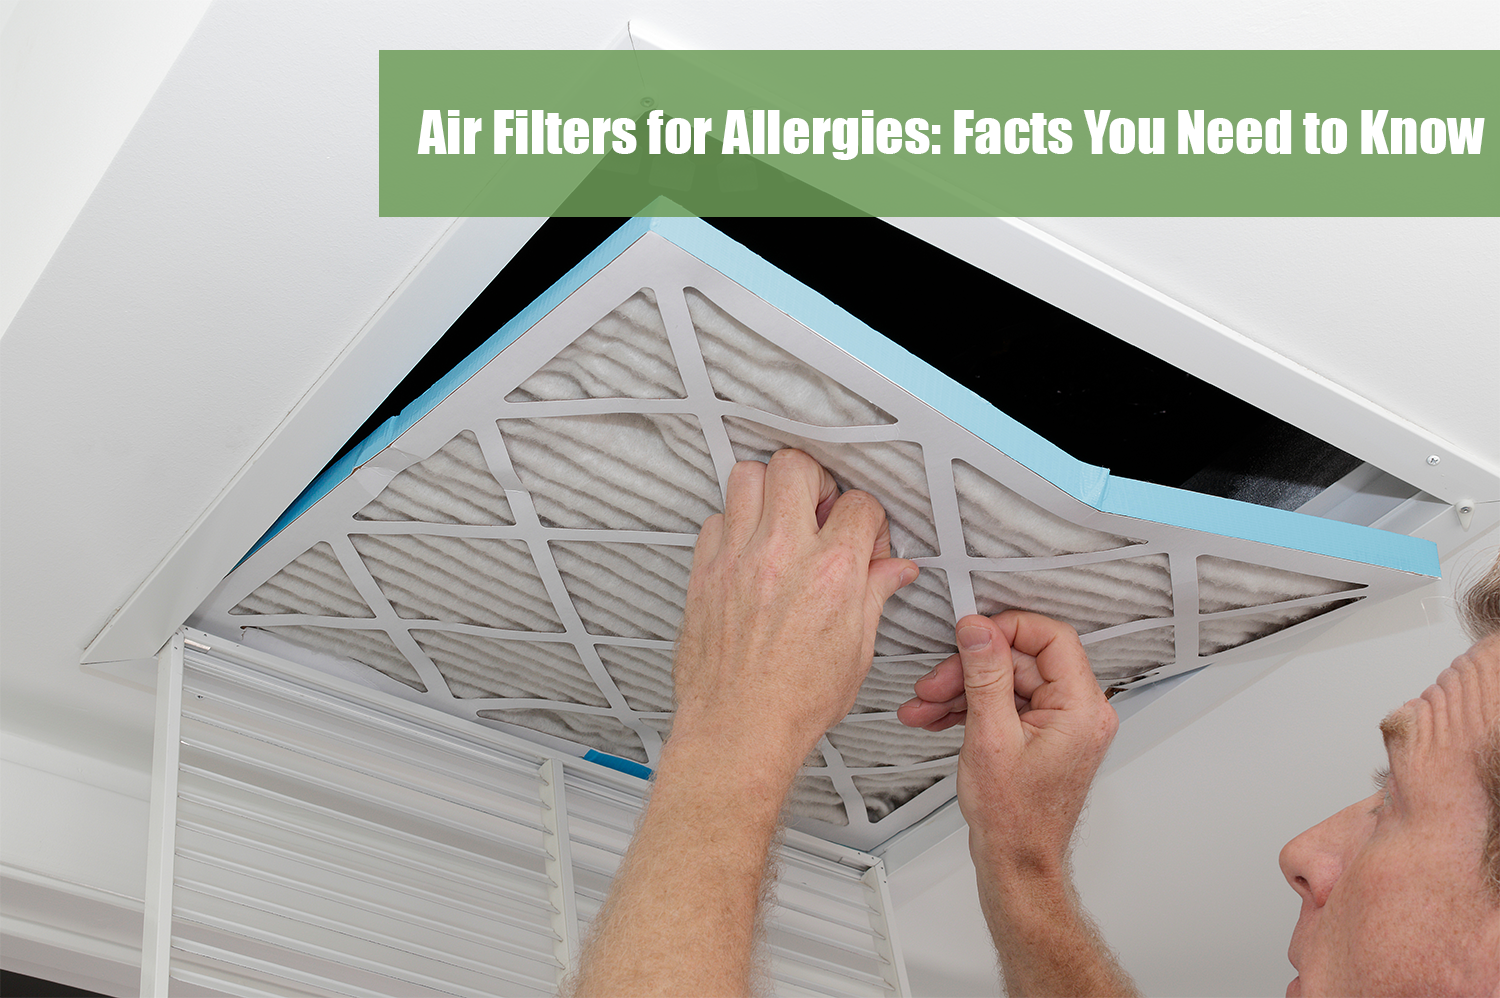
569 450 1500 997
899 547 1500 996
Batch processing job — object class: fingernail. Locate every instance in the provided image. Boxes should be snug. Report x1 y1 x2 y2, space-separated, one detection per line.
918 665 938 682
899 567 918 587
958 624 991 651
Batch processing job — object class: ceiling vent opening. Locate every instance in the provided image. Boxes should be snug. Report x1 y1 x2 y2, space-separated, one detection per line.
191 209 1437 850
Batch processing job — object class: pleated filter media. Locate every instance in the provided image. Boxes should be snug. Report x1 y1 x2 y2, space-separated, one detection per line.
192 212 1439 849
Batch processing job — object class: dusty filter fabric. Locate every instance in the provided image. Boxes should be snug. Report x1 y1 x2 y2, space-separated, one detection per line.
356 430 515 525
196 221 1432 849
502 412 720 532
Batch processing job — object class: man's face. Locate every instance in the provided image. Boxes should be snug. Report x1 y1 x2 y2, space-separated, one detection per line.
1277 634 1500 997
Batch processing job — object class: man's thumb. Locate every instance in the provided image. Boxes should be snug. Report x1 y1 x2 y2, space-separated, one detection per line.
955 615 1017 736
867 558 919 612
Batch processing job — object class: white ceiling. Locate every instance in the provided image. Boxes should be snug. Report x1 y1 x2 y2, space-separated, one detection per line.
2 2 1497 995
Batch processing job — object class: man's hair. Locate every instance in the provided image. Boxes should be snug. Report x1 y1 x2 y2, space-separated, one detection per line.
1457 553 1500 895
1459 553 1500 645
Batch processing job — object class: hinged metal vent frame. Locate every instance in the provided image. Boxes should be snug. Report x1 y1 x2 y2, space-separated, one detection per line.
141 628 909 997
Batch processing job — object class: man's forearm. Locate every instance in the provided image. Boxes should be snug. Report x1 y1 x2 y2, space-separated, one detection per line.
568 451 914 996
568 736 797 997
905 613 1133 998
976 856 1141 998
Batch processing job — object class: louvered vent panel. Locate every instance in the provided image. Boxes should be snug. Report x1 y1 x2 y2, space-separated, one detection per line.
770 855 903 998
157 638 908 997
168 656 565 996
559 774 638 935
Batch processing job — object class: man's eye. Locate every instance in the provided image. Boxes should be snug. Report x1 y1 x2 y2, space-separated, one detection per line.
1369 766 1393 815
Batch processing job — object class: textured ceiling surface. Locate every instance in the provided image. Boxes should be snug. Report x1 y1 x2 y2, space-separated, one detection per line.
192 216 1437 849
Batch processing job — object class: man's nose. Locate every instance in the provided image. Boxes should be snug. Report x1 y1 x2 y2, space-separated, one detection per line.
1278 796 1374 907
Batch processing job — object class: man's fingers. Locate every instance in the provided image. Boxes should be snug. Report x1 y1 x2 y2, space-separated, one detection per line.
812 466 840 529
994 611 1099 705
693 513 725 563
822 488 894 562
954 615 1021 743
923 711 966 732
866 556 918 608
897 692 965 728
913 654 965 703
899 687 1028 730
761 449 838 533
908 631 1045 723
723 461 767 545
1006 649 1045 702
915 641 1041 702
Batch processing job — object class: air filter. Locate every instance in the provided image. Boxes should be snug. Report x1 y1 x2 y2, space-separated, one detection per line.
192 209 1438 849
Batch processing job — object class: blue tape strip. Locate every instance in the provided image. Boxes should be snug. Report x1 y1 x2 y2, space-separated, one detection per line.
583 749 654 780
636 212 1438 577
245 199 1438 578
1098 477 1438 575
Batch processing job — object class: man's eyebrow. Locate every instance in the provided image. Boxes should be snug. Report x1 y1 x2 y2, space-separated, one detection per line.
1379 709 1412 757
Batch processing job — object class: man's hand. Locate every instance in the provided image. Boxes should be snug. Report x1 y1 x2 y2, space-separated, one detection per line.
569 450 915 997
670 449 918 778
898 612 1138 997
898 611 1117 873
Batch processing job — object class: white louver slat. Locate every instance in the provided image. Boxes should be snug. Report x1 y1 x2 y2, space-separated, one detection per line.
142 630 909 996
169 647 561 996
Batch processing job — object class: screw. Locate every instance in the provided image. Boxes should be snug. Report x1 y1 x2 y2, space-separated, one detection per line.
1459 504 1474 514
640 96 656 108
1427 455 1441 466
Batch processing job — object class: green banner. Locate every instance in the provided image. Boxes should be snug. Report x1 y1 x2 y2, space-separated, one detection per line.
379 50 1496 216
